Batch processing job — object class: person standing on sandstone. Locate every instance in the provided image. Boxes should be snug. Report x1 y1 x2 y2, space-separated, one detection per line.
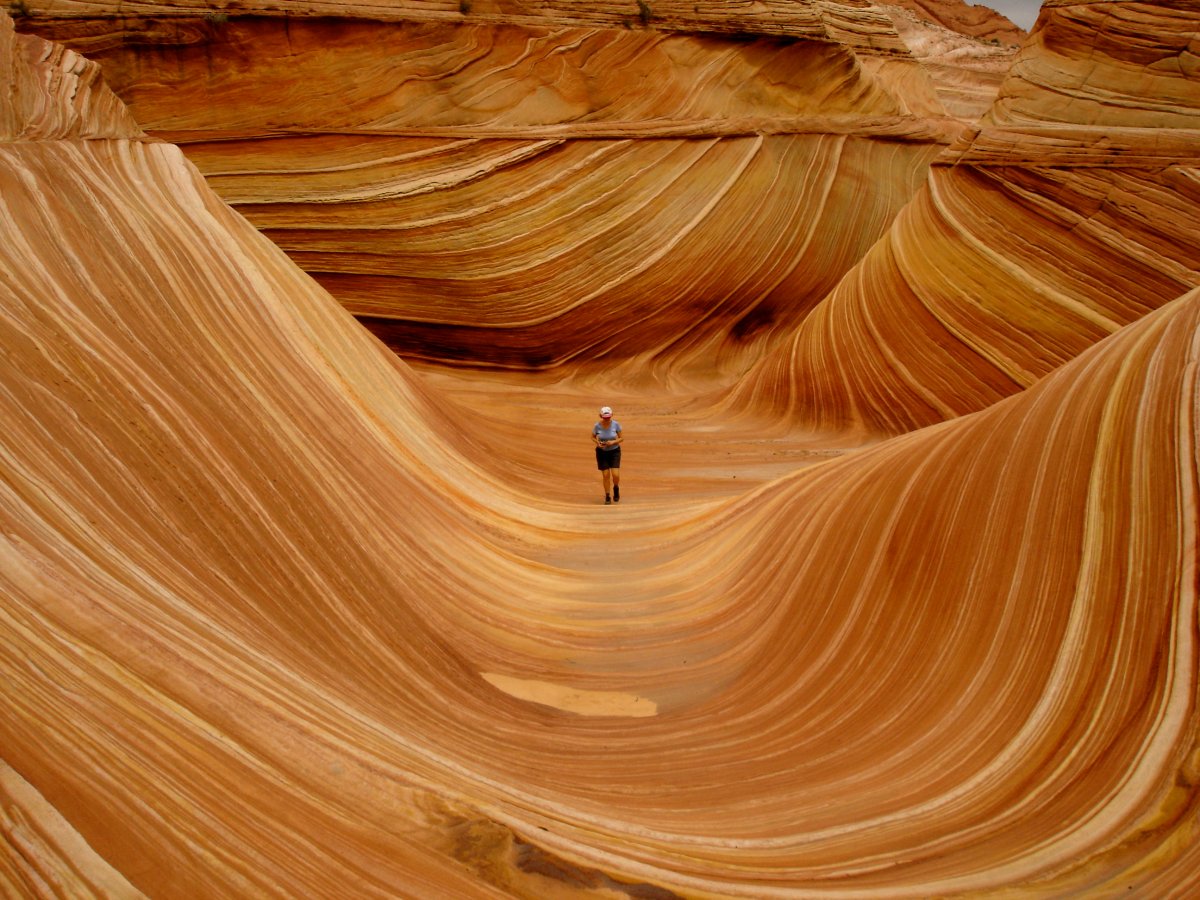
593 406 623 504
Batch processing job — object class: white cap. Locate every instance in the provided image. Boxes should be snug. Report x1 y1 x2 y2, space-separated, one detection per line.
599 406 612 418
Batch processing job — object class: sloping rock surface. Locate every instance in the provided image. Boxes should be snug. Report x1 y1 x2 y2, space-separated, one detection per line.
735 0 1200 435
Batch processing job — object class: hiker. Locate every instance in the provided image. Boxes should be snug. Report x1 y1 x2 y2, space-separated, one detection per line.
593 406 623 504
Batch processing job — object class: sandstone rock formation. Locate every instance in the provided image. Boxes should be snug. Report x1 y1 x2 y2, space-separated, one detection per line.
734 0 1200 435
881 4 1019 119
5 3 1200 898
18 0 980 382
1 10 140 140
888 0 1026 43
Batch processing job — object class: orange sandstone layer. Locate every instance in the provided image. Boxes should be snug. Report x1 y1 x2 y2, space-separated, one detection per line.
16 4 965 378
188 131 936 380
0 761 146 896
5 9 1200 897
734 0 1200 435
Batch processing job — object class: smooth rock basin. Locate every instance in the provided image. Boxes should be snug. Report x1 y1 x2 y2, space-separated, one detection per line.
3 2 1200 897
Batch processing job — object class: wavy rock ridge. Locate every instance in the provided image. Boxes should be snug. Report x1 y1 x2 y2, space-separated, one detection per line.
5 3 1200 898
735 0 1200 435
19 0 981 382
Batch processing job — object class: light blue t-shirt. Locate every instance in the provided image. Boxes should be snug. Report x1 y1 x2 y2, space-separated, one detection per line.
593 420 621 443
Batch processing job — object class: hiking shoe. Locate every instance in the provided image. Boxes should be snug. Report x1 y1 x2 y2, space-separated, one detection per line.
605 494 611 504
613 485 620 502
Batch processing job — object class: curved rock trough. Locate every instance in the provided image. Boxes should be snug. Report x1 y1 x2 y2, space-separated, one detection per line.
3 1 1200 897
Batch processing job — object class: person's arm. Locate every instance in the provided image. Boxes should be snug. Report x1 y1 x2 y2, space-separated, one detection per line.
593 428 604 447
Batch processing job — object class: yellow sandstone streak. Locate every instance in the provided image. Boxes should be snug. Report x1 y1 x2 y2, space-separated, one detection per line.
481 673 658 718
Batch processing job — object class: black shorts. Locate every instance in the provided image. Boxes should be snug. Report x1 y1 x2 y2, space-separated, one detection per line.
595 447 621 470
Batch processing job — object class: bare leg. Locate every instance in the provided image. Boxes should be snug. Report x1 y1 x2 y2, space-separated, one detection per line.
602 469 613 498
611 468 620 501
